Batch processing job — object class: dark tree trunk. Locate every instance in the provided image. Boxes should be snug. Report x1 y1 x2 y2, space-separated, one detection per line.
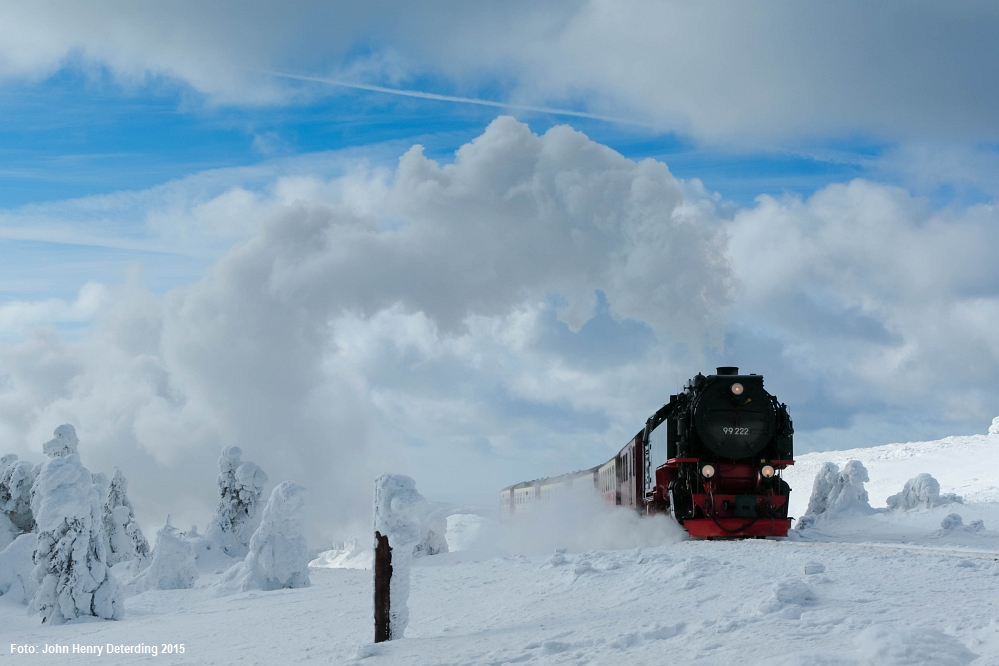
374 531 392 642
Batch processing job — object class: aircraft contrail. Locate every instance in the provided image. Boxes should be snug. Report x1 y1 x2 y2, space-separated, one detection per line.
266 71 651 127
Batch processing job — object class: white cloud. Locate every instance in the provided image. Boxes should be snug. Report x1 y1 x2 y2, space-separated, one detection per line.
3 2 999 143
0 282 108 336
727 179 999 443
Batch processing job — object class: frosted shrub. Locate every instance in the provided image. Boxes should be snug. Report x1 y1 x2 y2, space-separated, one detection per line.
990 417 999 436
214 481 310 594
103 468 150 566
29 451 123 624
204 446 268 557
130 518 198 593
886 473 962 512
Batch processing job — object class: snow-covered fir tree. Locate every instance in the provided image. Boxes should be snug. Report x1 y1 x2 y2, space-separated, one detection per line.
102 468 150 566
29 428 123 624
0 458 37 533
129 517 198 593
204 446 268 557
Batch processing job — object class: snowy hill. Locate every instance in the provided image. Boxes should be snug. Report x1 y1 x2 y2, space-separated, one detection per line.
785 431 999 519
5 428 999 665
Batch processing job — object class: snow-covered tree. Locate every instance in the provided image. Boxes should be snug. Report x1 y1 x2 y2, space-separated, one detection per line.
1 459 37 533
204 446 268 557
214 481 310 594
796 460 874 529
42 424 79 458
129 517 198 593
103 468 150 566
29 449 123 624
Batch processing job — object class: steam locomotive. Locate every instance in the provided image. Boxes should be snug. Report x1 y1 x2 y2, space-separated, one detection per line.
500 367 795 538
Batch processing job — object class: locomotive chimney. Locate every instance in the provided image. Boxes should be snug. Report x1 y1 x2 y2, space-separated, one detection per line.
716 366 739 375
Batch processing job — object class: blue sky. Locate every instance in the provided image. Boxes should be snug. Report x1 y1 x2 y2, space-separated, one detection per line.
2 2 999 535
1 67 878 211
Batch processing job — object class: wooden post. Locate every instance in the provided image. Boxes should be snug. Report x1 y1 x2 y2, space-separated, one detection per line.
373 531 392 642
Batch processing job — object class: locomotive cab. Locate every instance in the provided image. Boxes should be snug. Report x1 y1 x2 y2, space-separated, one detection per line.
647 367 794 538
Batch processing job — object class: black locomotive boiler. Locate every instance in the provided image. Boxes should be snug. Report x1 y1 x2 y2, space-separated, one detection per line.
500 367 795 538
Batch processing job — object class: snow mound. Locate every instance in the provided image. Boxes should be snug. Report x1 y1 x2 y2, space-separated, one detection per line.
859 625 977 665
310 537 373 570
758 578 817 616
42 424 79 458
937 513 985 534
989 416 999 435
0 533 39 604
886 473 962 511
129 518 198 593
797 460 873 528
373 473 426 639
29 452 123 623
214 481 310 595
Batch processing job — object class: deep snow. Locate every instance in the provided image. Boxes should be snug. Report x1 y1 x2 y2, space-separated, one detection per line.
4 429 999 664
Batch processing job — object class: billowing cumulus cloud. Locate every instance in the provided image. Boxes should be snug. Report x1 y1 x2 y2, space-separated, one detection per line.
0 119 732 540
2 2 999 143
726 181 999 447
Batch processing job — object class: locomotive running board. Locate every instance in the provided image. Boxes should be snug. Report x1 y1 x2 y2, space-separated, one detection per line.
683 517 792 538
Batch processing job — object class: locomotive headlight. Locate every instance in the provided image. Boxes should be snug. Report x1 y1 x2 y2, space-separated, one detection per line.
761 465 775 478
701 464 716 478
731 383 744 395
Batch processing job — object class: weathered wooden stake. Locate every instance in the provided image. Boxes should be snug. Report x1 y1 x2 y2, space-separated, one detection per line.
373 530 393 642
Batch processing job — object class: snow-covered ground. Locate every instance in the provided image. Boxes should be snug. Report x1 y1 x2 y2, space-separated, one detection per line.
5 430 999 665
